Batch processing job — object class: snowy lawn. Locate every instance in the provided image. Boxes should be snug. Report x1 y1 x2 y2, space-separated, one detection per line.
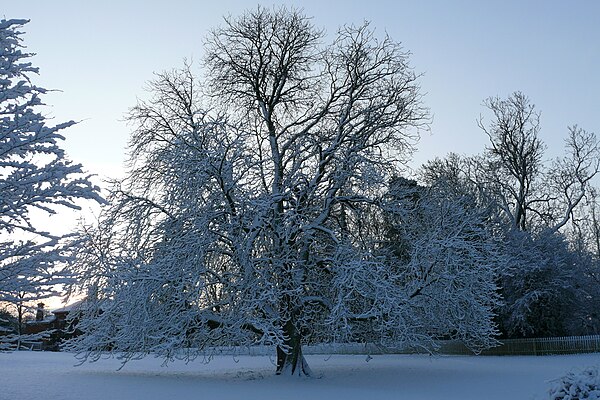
1 351 598 400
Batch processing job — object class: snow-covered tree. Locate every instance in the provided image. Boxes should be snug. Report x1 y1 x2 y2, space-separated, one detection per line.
497 229 582 337
69 8 499 376
374 177 500 349
0 19 102 348
421 94 600 338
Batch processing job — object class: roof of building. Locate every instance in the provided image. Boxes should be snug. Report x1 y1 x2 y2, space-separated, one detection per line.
52 299 86 314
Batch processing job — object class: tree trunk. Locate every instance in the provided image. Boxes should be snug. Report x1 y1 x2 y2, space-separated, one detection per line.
275 320 312 377
17 302 23 350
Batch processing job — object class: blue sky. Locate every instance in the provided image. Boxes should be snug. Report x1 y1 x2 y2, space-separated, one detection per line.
4 0 600 176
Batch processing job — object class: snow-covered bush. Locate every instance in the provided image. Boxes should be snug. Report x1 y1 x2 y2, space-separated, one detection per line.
548 366 600 400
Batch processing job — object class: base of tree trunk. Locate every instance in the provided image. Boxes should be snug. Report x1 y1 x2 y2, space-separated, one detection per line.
275 345 312 377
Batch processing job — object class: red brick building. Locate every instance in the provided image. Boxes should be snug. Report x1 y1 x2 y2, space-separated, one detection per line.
23 300 84 350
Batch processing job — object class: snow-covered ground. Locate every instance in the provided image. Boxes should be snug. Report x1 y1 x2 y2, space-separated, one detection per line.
1 351 597 399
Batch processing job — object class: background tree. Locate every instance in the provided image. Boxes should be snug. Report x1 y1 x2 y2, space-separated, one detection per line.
376 177 500 349
477 92 545 231
497 229 584 337
544 126 600 231
422 92 600 338
0 306 18 337
69 8 499 377
477 92 599 233
0 19 102 348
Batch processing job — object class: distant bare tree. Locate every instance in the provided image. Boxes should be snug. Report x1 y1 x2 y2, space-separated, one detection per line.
545 125 600 232
477 92 545 231
477 93 599 233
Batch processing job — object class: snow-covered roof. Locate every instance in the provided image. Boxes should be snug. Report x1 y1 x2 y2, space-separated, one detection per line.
52 299 85 314
25 315 56 325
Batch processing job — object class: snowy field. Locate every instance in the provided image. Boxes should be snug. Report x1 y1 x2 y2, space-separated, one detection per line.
1 351 597 400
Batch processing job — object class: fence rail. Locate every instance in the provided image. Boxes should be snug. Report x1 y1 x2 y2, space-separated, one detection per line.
440 335 600 356
5 335 599 356
207 335 600 357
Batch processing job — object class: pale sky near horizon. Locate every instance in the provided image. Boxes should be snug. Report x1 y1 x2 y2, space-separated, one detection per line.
3 1 600 250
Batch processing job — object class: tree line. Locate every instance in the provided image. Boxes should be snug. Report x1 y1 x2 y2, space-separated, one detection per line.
1 9 599 376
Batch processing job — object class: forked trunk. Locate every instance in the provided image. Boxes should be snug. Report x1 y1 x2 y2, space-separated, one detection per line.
275 321 312 376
